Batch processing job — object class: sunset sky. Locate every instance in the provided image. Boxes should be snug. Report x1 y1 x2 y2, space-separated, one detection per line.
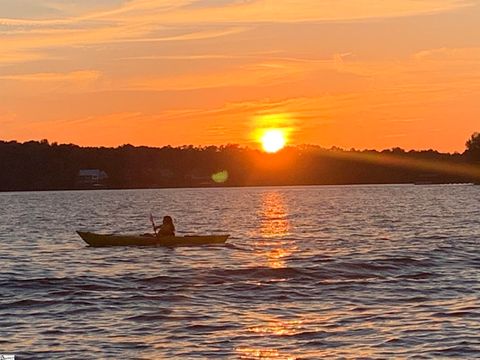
1 0 479 152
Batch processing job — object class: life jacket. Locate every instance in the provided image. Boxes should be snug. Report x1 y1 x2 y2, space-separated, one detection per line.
157 223 175 237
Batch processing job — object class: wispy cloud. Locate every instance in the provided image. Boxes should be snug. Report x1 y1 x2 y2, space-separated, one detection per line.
1 0 479 151
108 26 250 43
1 0 474 52
146 0 474 23
0 70 101 82
0 50 47 65
0 70 102 94
124 58 315 91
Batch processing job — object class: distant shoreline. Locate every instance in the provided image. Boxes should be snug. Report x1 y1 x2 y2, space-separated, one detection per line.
0 182 476 194
1 140 479 192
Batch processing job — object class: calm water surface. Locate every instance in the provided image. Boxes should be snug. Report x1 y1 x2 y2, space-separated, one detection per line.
0 185 479 359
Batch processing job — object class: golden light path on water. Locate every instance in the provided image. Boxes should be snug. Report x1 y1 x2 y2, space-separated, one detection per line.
235 347 297 360
258 191 297 269
235 190 386 359
234 191 306 359
259 192 290 238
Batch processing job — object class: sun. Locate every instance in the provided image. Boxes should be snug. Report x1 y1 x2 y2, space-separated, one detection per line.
261 129 286 153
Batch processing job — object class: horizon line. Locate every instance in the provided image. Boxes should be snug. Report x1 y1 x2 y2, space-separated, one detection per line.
0 138 469 155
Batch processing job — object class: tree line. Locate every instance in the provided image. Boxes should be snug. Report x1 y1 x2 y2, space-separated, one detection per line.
0 133 479 191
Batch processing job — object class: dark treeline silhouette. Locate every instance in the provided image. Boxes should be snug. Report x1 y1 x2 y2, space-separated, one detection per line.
1 134 479 191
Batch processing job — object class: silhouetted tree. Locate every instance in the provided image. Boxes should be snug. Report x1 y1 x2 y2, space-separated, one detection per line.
465 132 480 160
0 139 475 191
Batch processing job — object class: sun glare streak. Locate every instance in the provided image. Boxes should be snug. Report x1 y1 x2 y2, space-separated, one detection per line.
317 148 480 181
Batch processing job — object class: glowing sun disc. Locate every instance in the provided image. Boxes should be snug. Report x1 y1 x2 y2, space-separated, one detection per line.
261 129 286 153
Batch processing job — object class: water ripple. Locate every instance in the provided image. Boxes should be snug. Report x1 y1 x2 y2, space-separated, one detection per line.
1 185 479 358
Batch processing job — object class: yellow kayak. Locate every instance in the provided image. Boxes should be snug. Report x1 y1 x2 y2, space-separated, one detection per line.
77 231 229 247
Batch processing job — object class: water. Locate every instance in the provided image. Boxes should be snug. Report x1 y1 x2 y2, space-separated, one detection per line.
0 185 479 359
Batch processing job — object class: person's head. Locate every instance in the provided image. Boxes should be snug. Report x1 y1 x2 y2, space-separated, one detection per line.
163 216 173 225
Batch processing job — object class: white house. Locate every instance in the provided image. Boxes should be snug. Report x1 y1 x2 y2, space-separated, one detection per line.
77 169 108 185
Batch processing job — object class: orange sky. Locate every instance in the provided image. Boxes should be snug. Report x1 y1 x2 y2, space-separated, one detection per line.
1 0 480 152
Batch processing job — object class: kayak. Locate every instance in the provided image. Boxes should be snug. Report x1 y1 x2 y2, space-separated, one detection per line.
77 231 229 247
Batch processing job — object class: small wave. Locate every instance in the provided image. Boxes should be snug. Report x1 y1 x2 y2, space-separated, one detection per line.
396 295 431 303
395 272 434 280
286 330 328 340
382 337 408 346
224 243 252 252
126 312 173 323
137 275 175 284
433 311 478 318
61 305 103 316
374 256 425 264
343 261 397 272
0 298 61 310
41 329 67 336
0 277 67 289
431 343 480 357
185 323 237 333
210 267 318 281
139 266 329 286
0 276 126 292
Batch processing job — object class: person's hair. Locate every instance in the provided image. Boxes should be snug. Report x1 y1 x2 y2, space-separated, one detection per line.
163 216 173 224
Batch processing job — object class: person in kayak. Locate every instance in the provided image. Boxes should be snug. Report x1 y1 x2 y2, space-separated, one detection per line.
155 215 175 237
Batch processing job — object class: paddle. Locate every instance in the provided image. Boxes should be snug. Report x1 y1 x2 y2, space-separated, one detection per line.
150 213 157 235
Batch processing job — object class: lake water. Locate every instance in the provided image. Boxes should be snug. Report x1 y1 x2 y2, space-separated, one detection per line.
0 185 479 359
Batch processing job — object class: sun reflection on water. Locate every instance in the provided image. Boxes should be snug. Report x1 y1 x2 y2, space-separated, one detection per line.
259 192 290 238
255 191 299 268
248 319 304 336
235 347 298 360
266 246 299 269
236 317 307 359
234 193 309 359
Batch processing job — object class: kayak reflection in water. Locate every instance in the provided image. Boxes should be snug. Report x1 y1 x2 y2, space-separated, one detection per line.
154 216 176 237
